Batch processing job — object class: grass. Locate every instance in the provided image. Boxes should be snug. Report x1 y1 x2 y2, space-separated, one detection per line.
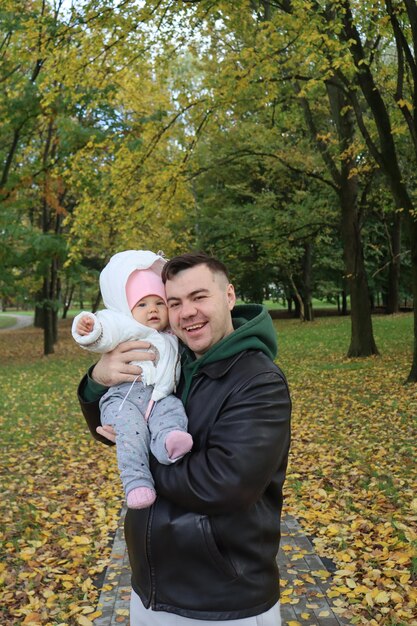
236 297 345 310
0 315 18 329
0 310 34 316
1 313 416 625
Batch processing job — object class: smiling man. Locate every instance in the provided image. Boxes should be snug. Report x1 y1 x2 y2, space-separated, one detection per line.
164 259 236 356
78 251 291 626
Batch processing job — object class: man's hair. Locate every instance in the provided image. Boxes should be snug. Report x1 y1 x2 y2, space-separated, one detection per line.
161 252 230 284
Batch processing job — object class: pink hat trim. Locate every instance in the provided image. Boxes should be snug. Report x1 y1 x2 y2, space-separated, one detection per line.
126 269 166 310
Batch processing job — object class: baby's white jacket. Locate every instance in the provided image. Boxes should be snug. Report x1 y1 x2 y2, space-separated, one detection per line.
71 250 180 402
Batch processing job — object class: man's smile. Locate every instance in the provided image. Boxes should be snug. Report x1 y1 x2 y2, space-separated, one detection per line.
184 322 207 332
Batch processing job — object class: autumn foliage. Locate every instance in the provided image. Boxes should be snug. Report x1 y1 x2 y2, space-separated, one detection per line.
0 314 416 625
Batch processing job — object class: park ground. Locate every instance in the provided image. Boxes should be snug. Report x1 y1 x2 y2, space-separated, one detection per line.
0 313 416 626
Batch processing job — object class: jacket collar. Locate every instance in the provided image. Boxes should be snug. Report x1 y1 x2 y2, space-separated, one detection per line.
196 352 244 379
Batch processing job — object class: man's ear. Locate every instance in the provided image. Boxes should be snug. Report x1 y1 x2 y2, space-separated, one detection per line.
227 283 236 310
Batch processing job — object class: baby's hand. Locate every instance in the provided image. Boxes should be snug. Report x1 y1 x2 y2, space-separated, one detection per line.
76 316 94 336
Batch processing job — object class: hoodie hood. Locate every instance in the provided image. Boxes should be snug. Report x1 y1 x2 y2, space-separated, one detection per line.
99 250 166 317
180 303 277 404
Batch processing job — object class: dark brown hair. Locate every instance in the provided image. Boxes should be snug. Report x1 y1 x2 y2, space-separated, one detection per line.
161 252 230 284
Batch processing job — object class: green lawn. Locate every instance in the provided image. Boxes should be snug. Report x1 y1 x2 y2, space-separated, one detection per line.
1 314 416 625
0 315 18 329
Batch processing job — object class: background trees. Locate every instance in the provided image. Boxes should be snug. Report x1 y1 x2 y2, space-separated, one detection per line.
1 0 415 380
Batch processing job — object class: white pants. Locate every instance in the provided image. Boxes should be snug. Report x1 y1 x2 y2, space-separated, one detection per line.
130 589 282 625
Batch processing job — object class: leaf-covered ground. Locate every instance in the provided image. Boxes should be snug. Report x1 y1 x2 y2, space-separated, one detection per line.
0 322 124 625
0 314 416 625
276 313 417 626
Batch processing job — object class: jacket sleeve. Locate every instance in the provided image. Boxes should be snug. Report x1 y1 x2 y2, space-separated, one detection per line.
151 370 291 515
77 374 114 446
73 310 148 354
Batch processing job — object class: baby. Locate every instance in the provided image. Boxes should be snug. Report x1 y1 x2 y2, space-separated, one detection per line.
72 250 192 509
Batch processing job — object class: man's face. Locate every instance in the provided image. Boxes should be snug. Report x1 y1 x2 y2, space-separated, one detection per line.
165 264 236 357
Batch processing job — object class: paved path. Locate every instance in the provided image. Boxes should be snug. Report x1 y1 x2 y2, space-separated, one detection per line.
94 508 353 626
0 313 33 331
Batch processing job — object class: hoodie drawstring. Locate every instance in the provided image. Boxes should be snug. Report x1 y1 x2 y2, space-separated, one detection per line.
118 377 155 422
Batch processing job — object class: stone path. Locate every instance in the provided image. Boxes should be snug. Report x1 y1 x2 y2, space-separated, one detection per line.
93 508 354 626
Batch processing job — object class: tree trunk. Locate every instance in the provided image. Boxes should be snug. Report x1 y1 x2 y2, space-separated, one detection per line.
340 181 378 356
34 302 45 328
370 291 375 312
406 217 417 382
289 274 304 321
91 288 102 314
43 302 55 355
62 283 75 319
325 80 378 356
301 242 314 321
386 212 401 314
342 288 348 315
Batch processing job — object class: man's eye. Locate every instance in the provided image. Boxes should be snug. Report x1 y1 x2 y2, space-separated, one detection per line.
169 302 179 309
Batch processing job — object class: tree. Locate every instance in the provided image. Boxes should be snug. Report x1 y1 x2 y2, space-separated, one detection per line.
0 0 193 353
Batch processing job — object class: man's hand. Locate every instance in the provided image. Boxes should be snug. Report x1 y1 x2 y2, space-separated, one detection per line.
91 340 155 386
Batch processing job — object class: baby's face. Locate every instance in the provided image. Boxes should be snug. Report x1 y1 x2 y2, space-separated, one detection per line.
131 295 169 331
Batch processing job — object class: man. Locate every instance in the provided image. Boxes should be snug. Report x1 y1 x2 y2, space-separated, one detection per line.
78 252 291 625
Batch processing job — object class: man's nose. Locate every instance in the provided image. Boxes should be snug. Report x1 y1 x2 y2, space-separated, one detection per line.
180 301 197 318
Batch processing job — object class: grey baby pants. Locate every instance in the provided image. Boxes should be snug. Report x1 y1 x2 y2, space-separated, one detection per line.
99 381 189 496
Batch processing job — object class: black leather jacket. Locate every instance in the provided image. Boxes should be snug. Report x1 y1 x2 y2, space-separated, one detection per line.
79 349 291 620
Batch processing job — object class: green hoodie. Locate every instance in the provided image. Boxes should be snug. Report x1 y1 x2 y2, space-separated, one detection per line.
179 304 277 405
82 304 277 405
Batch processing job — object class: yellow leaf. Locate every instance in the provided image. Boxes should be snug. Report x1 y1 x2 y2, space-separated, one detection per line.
312 569 330 578
81 606 96 614
287 622 302 626
391 591 403 603
375 591 390 604
22 614 42 625
19 547 36 561
302 574 315 584
77 617 93 626
73 535 91 545
281 588 294 596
